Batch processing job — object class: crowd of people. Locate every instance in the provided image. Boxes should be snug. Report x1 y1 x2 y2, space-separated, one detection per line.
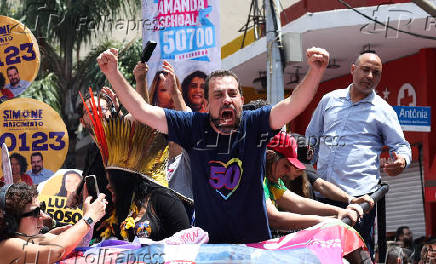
384 226 436 264
0 46 422 263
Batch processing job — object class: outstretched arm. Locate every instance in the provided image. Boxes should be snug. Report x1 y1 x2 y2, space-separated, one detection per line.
313 178 349 204
276 190 359 225
133 61 150 103
161 60 188 112
0 194 107 263
266 198 327 230
97 49 168 134
269 47 329 130
313 178 375 210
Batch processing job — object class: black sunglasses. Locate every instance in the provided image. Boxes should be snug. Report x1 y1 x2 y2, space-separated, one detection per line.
21 201 46 218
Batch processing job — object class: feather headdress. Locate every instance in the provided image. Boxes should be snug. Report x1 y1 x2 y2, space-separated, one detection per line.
79 88 169 188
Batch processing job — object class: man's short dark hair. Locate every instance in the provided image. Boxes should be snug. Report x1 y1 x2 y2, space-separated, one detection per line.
6 66 18 73
360 49 377 55
354 50 379 66
204 70 242 100
31 152 43 161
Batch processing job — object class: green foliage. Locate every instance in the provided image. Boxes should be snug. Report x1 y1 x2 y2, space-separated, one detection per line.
118 39 143 85
19 73 61 113
74 40 115 94
19 0 139 48
74 38 143 96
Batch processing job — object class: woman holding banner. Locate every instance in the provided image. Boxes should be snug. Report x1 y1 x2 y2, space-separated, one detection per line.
0 182 107 263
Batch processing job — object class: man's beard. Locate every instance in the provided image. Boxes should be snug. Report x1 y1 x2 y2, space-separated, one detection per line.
10 78 19 86
32 166 42 174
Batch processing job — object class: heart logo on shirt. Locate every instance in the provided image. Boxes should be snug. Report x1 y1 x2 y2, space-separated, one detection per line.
209 158 243 200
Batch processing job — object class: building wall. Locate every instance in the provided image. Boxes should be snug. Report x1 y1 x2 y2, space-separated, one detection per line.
220 0 300 45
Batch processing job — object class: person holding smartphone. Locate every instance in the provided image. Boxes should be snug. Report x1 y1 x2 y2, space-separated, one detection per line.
0 182 107 263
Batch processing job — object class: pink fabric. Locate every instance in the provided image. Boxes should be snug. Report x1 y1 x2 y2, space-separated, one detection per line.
163 227 209 245
248 221 366 264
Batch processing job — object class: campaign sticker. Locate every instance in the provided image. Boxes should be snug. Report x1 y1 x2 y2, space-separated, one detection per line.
0 16 40 99
38 169 84 224
0 98 68 179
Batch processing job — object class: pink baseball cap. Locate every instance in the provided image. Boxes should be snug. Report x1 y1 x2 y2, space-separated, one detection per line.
267 132 306 170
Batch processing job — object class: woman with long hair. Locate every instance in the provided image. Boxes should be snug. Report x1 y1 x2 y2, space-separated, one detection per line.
266 150 312 199
148 62 183 111
55 170 82 199
0 182 106 263
133 61 193 200
263 132 364 232
135 61 187 160
181 71 207 112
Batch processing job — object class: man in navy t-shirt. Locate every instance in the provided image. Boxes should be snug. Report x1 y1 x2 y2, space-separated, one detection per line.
164 104 275 243
97 48 330 243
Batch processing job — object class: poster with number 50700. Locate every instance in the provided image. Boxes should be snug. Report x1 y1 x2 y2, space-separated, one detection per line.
142 0 221 105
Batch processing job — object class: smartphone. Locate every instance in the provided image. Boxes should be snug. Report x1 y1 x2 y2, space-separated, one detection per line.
141 40 157 63
85 175 100 202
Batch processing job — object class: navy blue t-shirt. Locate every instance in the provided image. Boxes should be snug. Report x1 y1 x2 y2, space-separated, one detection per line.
164 105 276 244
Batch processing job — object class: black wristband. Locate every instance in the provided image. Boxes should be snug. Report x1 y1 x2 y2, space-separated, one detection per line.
83 216 94 226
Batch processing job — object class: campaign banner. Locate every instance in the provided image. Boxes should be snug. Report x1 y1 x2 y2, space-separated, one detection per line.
38 169 84 225
60 221 366 264
393 106 431 132
0 98 68 181
142 0 221 111
0 16 40 99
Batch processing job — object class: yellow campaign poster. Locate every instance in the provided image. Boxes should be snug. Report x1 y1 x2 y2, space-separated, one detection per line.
0 98 68 184
38 169 83 225
0 16 40 99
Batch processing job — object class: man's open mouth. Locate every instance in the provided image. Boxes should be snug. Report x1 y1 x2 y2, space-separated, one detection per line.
220 109 235 125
